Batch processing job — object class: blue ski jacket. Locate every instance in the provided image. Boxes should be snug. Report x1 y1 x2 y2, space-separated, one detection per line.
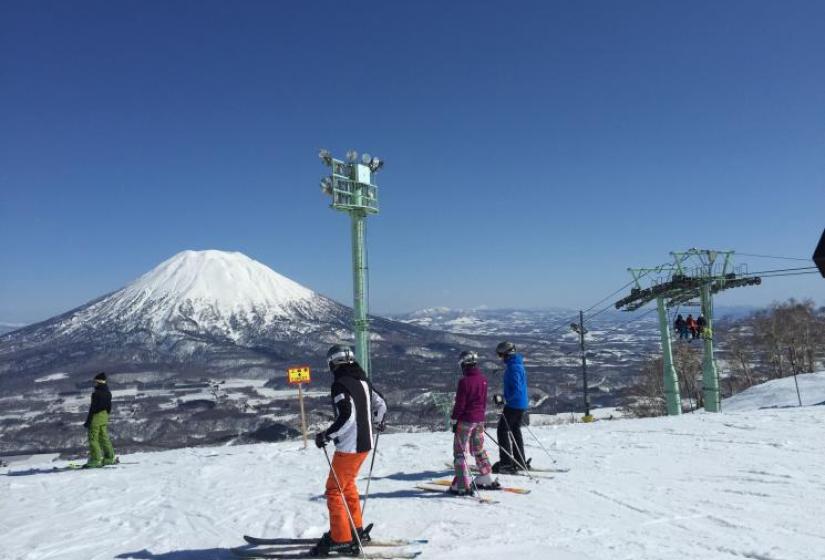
502 354 528 410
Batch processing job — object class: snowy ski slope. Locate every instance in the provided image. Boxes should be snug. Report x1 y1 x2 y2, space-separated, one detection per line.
2 379 825 559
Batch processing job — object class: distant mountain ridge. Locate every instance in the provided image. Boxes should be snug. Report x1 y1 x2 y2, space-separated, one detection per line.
0 323 25 336
389 305 759 336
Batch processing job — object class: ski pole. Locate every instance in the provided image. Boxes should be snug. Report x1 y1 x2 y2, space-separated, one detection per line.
322 446 365 558
462 446 486 501
360 431 379 517
500 412 531 472
483 429 536 482
506 429 531 474
524 424 557 464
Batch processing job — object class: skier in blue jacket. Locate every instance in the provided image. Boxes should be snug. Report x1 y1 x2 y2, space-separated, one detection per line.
492 341 530 474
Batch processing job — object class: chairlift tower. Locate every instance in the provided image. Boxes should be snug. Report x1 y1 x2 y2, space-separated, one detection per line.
627 266 682 416
319 149 383 377
616 249 761 414
670 249 734 412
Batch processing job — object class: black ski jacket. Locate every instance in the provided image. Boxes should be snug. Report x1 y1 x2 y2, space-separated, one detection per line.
324 363 387 453
84 384 112 426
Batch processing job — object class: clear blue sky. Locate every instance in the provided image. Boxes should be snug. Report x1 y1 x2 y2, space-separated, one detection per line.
2 0 823 324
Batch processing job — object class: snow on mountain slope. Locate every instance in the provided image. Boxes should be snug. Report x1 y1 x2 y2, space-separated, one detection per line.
63 250 323 334
723 371 825 411
3 406 825 560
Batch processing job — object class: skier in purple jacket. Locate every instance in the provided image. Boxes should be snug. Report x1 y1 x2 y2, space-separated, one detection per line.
449 351 499 495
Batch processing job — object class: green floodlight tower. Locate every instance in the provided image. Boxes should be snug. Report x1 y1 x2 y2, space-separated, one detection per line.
319 149 382 377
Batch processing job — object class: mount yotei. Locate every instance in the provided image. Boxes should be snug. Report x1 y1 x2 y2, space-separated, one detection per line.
0 250 469 389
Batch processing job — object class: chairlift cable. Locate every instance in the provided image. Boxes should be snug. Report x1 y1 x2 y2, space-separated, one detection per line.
737 252 812 262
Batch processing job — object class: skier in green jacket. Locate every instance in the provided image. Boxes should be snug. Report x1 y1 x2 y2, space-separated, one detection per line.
83 372 116 468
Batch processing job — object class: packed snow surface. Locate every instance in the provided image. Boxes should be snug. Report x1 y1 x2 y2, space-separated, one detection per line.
723 370 825 411
3 404 825 560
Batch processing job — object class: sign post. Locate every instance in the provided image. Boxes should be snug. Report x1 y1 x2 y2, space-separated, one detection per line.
287 365 311 448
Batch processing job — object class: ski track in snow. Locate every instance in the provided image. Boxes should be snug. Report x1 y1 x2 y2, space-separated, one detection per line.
2 407 825 560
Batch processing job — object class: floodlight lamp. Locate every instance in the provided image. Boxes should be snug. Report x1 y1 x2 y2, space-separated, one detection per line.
369 157 383 172
320 177 333 195
319 149 332 167
361 153 372 164
346 149 358 162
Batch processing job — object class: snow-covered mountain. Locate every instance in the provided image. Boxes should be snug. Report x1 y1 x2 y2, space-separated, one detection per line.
0 250 463 389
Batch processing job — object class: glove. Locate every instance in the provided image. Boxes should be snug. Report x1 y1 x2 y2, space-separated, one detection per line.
377 420 386 433
314 431 329 449
83 421 90 429
493 394 504 407
451 421 457 434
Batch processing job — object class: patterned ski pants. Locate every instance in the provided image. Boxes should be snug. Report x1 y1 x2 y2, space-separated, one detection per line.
452 421 492 491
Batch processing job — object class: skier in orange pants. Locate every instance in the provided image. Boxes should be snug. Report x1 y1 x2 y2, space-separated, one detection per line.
312 344 387 557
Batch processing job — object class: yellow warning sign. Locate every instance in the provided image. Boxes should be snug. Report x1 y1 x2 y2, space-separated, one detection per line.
287 365 311 385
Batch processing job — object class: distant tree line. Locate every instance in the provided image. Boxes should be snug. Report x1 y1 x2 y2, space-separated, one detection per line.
624 299 825 417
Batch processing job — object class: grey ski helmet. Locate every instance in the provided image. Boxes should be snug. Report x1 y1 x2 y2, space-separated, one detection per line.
496 341 516 357
458 350 478 368
326 344 355 368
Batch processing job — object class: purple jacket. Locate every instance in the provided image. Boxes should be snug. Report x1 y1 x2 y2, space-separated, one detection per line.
451 366 488 423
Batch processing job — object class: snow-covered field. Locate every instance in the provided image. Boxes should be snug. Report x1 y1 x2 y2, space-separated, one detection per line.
723 371 825 411
3 382 825 560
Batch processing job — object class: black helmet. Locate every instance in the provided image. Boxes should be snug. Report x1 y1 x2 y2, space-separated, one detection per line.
496 341 516 357
458 350 478 368
326 344 355 368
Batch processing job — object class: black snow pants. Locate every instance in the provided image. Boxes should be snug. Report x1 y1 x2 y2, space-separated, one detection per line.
497 406 527 468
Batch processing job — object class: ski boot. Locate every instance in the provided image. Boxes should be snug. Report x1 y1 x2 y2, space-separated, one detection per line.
102 456 119 466
447 484 475 497
492 461 518 474
309 532 359 557
473 473 501 490
354 522 373 543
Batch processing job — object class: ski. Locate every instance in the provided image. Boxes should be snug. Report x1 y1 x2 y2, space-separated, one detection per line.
427 478 530 495
66 457 124 470
414 483 499 504
444 461 561 476
244 523 426 548
233 548 421 559
243 536 427 547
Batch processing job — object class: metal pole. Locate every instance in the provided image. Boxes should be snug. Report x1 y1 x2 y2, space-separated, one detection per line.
483 429 537 483
524 424 557 464
579 310 591 418
656 297 681 415
700 284 720 412
361 432 379 516
350 211 371 377
298 383 308 448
